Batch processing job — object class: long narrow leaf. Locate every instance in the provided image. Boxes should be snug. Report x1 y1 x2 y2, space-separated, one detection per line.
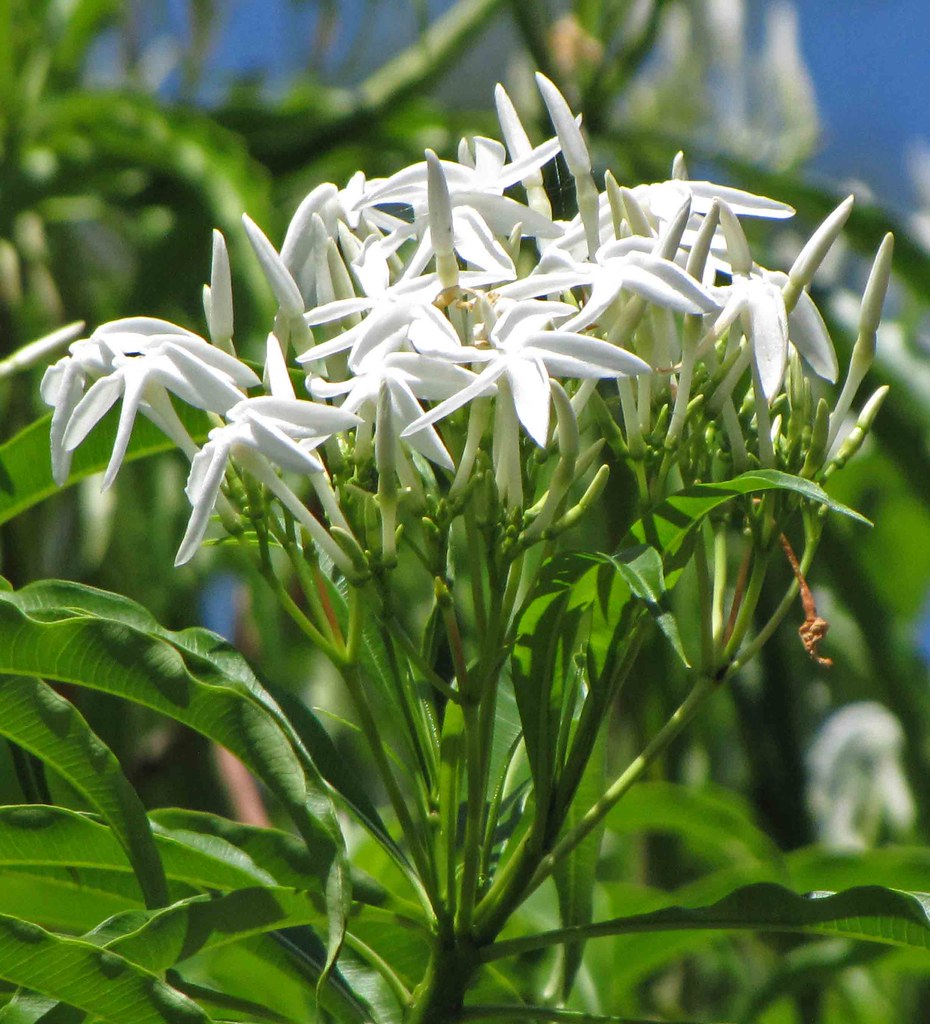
0 678 167 908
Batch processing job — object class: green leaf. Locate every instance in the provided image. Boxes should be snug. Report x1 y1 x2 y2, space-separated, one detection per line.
610 546 689 666
98 887 329 972
552 730 607 999
0 869 137 932
0 804 286 891
485 882 930 960
0 408 208 530
627 470 869 566
149 809 394 911
604 781 782 866
0 678 168 909
0 584 349 961
0 914 209 1023
511 562 586 810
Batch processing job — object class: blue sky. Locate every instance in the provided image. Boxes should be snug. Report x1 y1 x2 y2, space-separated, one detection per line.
795 2 930 210
153 0 930 212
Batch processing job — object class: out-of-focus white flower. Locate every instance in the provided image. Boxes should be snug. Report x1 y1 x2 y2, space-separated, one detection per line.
808 702 914 849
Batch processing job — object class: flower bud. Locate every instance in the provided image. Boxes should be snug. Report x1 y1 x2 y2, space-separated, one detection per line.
801 397 831 478
783 196 854 311
824 385 889 478
535 73 599 256
619 184 653 237
426 149 459 290
717 201 753 276
206 229 234 352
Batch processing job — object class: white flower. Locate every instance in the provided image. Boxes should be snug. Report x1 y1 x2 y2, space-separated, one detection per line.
60 330 259 490
497 237 719 333
310 351 477 470
41 318 251 486
359 131 562 244
298 239 479 371
176 395 360 567
403 298 651 449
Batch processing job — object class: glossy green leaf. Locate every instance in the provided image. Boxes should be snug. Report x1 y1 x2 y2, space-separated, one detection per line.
0 914 209 1023
99 887 328 971
0 804 280 890
610 546 689 666
0 678 167 909
0 868 137 932
627 470 869 567
485 882 930 960
0 584 349 961
0 408 208 530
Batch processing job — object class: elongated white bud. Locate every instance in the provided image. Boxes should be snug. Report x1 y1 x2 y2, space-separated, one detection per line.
828 233 894 447
206 229 234 352
717 201 753 276
783 196 854 311
426 149 459 290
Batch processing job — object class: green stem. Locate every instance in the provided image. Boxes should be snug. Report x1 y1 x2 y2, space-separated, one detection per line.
456 698 484 934
729 527 821 672
693 524 715 673
339 662 440 913
723 548 770 659
521 674 719 901
712 523 728 646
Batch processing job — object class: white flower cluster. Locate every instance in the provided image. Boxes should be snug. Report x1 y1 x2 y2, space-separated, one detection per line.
40 76 886 575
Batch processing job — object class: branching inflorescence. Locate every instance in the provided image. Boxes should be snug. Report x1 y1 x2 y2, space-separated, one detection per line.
36 75 893 1005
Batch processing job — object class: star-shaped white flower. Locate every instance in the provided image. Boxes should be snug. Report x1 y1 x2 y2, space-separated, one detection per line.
42 318 254 486
60 330 259 489
176 394 361 567
310 351 477 470
403 298 651 449
298 238 481 371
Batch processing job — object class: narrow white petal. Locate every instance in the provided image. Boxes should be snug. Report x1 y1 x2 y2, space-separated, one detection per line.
247 417 325 474
232 396 361 434
304 297 374 328
495 136 562 190
619 258 718 314
525 333 652 377
689 181 795 219
389 379 454 469
748 283 789 401
451 208 514 277
508 357 551 446
102 366 148 489
63 375 124 451
48 363 85 484
264 333 296 400
176 440 231 565
163 346 247 413
401 360 506 437
789 291 838 382
455 191 560 239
